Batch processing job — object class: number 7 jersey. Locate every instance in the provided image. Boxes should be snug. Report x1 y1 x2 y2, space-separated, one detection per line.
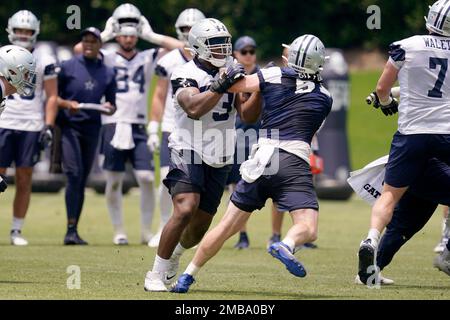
389 35 450 134
169 58 237 168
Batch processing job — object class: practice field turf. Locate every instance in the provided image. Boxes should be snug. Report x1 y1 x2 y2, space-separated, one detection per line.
0 188 448 300
0 70 448 300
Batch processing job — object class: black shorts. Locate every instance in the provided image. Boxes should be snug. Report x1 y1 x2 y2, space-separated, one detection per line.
163 149 231 215
231 149 319 213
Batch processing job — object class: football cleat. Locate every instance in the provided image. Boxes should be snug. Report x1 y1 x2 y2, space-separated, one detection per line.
10 230 28 246
234 231 250 249
144 271 168 292
140 232 153 245
113 233 128 245
64 231 88 245
434 237 448 253
358 239 377 285
268 242 307 277
171 273 195 293
354 273 394 285
433 247 450 276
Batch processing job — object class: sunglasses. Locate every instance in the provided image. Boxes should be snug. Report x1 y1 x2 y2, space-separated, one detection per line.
240 49 255 55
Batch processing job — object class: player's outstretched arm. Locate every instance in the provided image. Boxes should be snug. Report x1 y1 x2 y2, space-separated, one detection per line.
140 16 183 50
376 61 399 105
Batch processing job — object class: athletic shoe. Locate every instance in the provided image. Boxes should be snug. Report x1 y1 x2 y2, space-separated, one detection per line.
433 247 450 276
148 230 162 248
266 233 281 250
358 239 377 285
164 256 180 285
64 231 88 245
234 231 250 249
302 242 318 249
144 271 168 292
434 238 448 253
10 230 28 246
170 273 195 293
113 233 128 245
268 242 307 277
354 273 394 285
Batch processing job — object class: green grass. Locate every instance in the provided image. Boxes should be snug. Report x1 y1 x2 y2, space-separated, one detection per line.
0 188 448 300
0 71 448 300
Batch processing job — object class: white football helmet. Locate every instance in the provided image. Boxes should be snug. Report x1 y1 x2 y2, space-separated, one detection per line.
425 0 450 36
0 45 37 96
285 35 326 75
175 8 206 45
112 3 142 36
6 10 40 49
188 18 232 68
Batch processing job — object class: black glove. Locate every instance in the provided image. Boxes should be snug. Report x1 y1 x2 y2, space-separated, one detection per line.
369 91 398 116
39 125 54 150
210 62 245 94
0 174 7 193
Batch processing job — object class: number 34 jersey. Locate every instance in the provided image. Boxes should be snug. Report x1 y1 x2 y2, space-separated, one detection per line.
389 35 450 134
169 58 237 168
102 49 159 125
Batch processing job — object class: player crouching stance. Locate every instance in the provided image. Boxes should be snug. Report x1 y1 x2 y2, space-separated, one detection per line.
144 18 261 291
171 35 333 293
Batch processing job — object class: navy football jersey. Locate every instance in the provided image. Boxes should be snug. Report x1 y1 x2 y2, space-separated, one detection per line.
257 66 333 144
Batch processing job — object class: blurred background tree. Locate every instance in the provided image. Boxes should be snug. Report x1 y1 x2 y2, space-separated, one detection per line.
0 0 433 59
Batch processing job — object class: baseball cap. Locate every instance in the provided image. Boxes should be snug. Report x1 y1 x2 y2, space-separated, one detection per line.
234 36 257 51
81 27 102 41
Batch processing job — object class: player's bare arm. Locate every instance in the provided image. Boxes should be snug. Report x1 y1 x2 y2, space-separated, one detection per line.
43 78 58 127
150 77 169 123
376 61 399 104
0 77 17 96
234 90 262 124
176 87 224 120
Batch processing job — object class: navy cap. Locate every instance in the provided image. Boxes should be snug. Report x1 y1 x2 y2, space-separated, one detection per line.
234 36 257 51
81 27 102 41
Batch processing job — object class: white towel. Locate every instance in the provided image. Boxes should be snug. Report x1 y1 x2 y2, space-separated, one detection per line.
110 122 135 150
240 144 275 183
347 155 389 206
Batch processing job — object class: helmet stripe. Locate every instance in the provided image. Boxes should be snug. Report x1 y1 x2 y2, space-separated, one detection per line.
295 36 308 67
300 35 315 68
439 1 450 29
435 0 450 27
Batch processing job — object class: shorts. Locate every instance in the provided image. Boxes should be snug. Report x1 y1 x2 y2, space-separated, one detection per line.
160 131 171 167
0 128 41 168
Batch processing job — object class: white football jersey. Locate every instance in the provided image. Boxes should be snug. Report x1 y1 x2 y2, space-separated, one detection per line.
155 49 190 133
389 35 450 134
102 49 159 125
169 59 237 168
0 47 57 131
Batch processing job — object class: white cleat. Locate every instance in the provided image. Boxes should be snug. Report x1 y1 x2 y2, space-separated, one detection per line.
113 233 128 245
10 230 28 246
433 247 450 276
354 273 394 285
144 271 168 292
148 231 162 248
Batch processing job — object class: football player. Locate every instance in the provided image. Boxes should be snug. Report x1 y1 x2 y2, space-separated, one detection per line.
97 3 184 245
0 10 57 246
357 0 450 285
144 18 261 291
147 8 206 248
0 44 37 195
171 35 333 293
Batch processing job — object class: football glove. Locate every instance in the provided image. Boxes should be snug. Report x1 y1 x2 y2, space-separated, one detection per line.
0 174 7 193
39 125 54 150
210 62 245 94
366 91 398 116
146 121 160 152
101 17 116 43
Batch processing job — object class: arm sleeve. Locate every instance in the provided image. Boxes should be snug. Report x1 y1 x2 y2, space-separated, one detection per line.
388 41 406 69
170 76 199 97
42 55 58 81
257 67 282 92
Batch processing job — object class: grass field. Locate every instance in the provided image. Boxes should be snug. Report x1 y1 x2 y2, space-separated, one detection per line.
0 71 448 300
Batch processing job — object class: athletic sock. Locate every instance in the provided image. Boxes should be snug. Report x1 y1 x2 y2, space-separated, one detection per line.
185 262 200 277
172 243 187 259
134 170 155 237
105 171 125 233
367 228 381 247
152 255 171 273
11 217 25 232
281 237 296 253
